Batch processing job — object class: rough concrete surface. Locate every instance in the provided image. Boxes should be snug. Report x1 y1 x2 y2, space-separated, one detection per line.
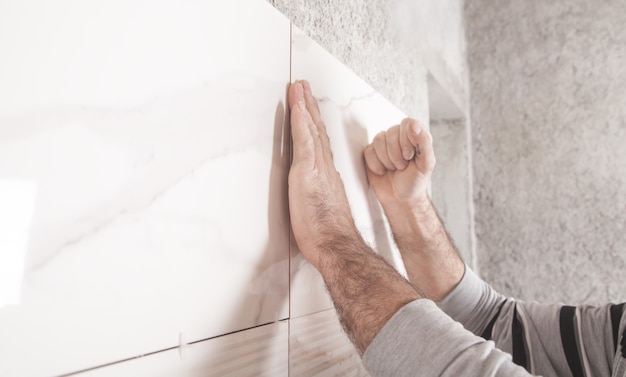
466 0 626 305
390 0 470 114
431 119 474 267
268 0 427 119
268 0 469 122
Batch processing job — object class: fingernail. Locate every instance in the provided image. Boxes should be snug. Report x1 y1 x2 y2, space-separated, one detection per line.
411 123 422 136
294 81 304 96
403 148 415 160
302 80 311 94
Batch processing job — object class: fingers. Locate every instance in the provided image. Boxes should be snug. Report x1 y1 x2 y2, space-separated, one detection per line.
364 144 386 175
301 80 323 126
399 118 416 160
414 127 436 173
301 80 334 165
288 80 335 168
385 126 408 170
365 117 436 175
402 118 436 173
372 131 395 172
289 82 321 165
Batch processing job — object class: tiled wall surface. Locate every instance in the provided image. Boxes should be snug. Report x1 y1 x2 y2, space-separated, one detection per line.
81 321 290 377
0 0 291 375
0 1 431 376
289 310 369 377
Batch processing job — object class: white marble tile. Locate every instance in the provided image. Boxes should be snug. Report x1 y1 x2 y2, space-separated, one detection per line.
289 27 416 319
289 309 370 377
79 321 288 377
0 0 290 376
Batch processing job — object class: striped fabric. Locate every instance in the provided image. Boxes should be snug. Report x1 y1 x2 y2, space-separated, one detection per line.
439 267 626 377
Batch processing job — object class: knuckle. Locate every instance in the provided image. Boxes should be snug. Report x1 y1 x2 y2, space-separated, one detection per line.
374 131 386 144
400 134 413 147
385 131 396 145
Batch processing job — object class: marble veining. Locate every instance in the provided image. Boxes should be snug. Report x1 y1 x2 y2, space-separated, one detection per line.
4 78 283 273
0 0 291 376
0 1 427 375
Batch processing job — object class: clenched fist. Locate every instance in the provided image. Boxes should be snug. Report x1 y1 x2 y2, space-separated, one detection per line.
364 118 435 210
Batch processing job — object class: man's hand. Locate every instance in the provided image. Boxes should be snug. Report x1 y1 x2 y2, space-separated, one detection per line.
363 118 435 210
287 80 421 354
364 119 464 301
287 80 359 270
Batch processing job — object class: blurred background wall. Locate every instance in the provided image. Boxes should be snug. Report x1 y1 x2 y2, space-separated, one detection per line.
466 0 626 304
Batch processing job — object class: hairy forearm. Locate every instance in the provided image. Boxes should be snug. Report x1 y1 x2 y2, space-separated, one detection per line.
383 197 465 301
316 233 421 354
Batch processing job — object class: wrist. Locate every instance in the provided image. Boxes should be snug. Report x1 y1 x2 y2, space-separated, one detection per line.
380 192 431 211
379 195 433 235
380 197 465 300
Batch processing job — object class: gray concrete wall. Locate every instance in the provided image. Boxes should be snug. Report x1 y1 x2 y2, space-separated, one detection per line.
431 119 474 267
268 0 427 119
268 0 469 121
466 1 626 305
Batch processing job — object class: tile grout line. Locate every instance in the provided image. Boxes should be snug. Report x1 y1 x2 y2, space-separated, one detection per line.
287 20 293 377
56 346 179 377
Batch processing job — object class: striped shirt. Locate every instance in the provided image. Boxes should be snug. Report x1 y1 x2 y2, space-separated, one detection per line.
363 267 626 376
438 267 626 376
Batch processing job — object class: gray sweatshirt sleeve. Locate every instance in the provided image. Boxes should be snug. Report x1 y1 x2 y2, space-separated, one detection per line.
437 266 626 377
362 267 626 376
362 299 534 376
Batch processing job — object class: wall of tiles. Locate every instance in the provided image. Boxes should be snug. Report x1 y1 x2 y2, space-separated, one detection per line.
0 1 465 376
